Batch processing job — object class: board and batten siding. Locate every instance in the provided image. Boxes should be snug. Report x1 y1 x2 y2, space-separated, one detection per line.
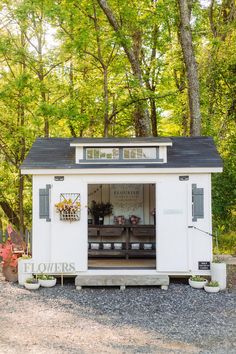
32 172 212 274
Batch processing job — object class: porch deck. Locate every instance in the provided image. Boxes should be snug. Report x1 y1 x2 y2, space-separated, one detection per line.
88 258 156 269
75 264 169 290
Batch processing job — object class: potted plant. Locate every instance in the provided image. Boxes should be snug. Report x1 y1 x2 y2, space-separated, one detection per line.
204 281 220 293
24 277 40 290
37 274 57 287
211 256 227 290
89 200 113 225
189 275 208 289
129 215 140 225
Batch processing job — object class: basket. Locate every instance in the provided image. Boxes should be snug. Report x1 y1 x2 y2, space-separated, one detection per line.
59 210 80 222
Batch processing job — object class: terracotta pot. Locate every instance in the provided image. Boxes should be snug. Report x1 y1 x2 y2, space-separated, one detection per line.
2 266 18 282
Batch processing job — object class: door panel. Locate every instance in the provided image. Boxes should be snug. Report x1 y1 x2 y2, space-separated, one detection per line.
156 182 189 272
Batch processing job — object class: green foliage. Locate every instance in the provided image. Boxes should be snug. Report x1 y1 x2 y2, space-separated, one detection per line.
25 277 38 284
37 274 55 280
190 276 207 282
0 0 235 245
213 233 236 255
207 281 219 287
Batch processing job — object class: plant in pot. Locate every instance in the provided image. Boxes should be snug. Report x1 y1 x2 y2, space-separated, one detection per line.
204 281 220 293
89 200 113 225
189 275 208 289
24 277 40 290
37 274 57 287
211 256 227 290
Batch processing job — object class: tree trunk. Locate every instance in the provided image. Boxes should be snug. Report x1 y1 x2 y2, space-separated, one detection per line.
178 0 201 136
18 173 24 235
149 98 158 136
0 201 21 230
103 66 109 137
97 0 150 136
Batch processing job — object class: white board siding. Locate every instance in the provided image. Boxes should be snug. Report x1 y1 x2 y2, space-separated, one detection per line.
32 173 213 274
156 182 189 272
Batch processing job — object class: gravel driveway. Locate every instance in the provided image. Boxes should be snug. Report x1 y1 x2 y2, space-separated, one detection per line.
0 278 235 354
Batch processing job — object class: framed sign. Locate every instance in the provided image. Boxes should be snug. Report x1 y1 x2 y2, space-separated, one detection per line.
110 184 143 220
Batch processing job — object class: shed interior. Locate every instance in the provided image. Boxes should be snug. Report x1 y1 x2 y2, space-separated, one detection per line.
87 184 156 269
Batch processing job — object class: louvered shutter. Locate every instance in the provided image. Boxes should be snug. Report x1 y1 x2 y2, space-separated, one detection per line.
192 184 204 222
39 184 51 222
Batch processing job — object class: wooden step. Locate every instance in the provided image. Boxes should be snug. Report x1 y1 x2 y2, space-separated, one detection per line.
75 273 169 290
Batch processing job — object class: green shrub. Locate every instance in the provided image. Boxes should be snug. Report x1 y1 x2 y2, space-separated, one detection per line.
37 274 55 280
213 232 236 255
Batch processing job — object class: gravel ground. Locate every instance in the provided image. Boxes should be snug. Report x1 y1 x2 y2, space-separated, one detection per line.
0 277 235 354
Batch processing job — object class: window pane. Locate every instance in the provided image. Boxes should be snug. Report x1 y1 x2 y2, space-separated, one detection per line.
137 148 143 159
123 147 157 159
86 149 93 159
85 148 119 160
113 148 119 159
142 148 156 159
131 149 136 159
94 149 100 159
123 149 129 159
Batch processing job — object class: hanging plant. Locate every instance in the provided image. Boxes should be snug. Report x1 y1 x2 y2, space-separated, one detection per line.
55 197 81 221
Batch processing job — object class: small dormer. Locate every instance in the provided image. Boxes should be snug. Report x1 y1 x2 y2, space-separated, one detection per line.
70 138 173 164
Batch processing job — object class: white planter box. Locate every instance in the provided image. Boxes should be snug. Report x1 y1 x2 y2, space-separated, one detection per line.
211 263 227 290
204 285 220 293
189 279 207 289
38 278 57 287
18 259 33 286
24 282 40 290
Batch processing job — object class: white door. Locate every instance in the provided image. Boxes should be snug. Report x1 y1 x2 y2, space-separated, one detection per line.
156 182 189 272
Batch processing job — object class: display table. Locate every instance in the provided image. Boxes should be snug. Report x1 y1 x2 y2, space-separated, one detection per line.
88 224 156 258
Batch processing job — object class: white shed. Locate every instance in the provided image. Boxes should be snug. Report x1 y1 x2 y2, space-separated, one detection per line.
21 137 223 289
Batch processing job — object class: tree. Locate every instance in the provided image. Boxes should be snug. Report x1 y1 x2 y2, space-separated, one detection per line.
178 0 201 136
96 0 151 136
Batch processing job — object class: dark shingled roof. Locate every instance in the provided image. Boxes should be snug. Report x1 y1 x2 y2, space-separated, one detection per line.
20 137 223 170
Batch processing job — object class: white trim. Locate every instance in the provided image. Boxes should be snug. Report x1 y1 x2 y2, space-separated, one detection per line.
21 167 223 175
77 269 211 276
70 142 173 147
78 161 164 164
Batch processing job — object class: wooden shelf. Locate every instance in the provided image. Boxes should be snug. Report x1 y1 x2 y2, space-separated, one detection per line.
88 225 156 259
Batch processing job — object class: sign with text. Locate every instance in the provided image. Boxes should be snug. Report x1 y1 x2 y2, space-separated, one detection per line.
110 184 143 220
198 261 210 270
